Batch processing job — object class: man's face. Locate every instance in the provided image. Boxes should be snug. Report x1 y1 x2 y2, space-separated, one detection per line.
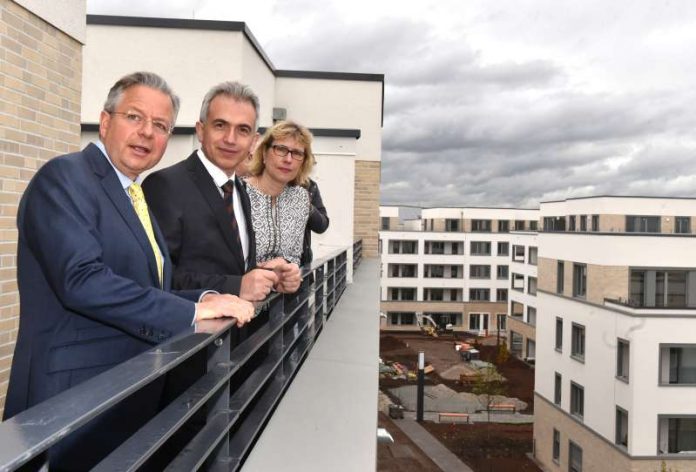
99 85 174 180
196 95 258 176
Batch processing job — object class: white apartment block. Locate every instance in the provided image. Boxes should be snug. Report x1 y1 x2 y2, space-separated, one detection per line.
533 196 696 472
379 206 539 335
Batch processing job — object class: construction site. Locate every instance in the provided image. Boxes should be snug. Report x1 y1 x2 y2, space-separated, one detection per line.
377 317 541 472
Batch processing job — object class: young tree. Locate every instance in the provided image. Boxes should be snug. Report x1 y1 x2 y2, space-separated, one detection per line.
472 365 506 423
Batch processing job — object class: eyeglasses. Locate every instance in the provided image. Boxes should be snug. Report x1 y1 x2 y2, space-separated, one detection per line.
270 144 305 161
109 111 173 136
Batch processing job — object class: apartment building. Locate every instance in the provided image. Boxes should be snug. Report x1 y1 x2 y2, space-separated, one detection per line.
508 231 539 362
379 206 539 334
533 196 696 472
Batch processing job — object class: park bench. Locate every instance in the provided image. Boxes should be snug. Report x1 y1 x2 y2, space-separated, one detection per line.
488 403 516 413
438 412 470 424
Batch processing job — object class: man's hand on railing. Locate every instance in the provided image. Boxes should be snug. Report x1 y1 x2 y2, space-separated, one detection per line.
195 293 255 327
258 258 302 294
240 268 279 301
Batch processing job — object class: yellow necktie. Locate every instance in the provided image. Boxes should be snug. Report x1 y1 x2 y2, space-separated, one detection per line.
128 183 163 287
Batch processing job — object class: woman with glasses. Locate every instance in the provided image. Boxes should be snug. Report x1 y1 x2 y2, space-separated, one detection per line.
244 120 314 268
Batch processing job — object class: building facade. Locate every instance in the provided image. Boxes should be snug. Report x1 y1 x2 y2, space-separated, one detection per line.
379 205 538 334
0 0 85 419
533 196 696 472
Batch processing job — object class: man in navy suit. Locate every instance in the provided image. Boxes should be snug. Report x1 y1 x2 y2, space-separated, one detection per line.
3 72 253 470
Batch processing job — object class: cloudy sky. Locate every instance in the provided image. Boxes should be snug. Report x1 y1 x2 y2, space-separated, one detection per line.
87 0 696 208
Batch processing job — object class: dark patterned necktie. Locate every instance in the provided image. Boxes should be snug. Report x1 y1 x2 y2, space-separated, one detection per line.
221 179 242 247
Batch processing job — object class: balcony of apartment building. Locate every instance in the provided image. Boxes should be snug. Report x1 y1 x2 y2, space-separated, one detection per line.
541 213 694 235
0 244 380 471
604 269 696 315
423 240 465 257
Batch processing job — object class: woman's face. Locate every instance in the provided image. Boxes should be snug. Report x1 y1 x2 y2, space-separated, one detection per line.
263 136 305 185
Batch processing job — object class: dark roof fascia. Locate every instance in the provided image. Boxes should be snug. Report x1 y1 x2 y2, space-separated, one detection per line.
86 15 385 127
540 195 696 204
82 123 360 139
86 15 276 72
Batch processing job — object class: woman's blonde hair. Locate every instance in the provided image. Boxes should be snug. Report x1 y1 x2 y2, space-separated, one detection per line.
249 120 314 187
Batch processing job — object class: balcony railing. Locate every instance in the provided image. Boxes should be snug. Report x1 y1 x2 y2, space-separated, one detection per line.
0 245 359 471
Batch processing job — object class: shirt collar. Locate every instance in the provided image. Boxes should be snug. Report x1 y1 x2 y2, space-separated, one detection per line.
197 149 236 188
95 140 142 190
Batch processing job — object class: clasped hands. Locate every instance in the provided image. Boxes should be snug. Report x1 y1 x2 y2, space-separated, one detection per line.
239 257 302 301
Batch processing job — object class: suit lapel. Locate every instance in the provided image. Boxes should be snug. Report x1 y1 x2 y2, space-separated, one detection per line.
84 144 161 287
184 154 247 269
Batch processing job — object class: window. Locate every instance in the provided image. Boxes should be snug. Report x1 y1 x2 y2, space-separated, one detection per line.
552 429 560 462
527 306 536 326
469 313 481 330
569 215 576 231
570 382 584 419
497 265 509 279
573 264 586 298
471 219 492 232
450 266 460 278
555 317 563 351
498 220 510 232
676 217 691 234
554 372 562 405
660 345 696 385
616 407 628 448
529 220 538 231
425 265 445 278
510 331 523 355
469 289 490 301
425 288 444 301
617 339 630 381
451 242 463 255
512 245 525 261
388 312 415 326
496 314 506 332
388 287 416 301
470 241 491 255
580 215 587 231
526 339 536 360
496 288 508 302
389 240 418 254
626 215 660 233
630 269 696 308
445 218 460 232
497 242 509 256
514 220 525 230
661 417 696 454
470 265 491 279
512 273 524 291
425 241 445 255
388 264 417 278
557 261 565 294
591 214 599 231
543 216 566 232
569 441 583 472
527 276 537 295
380 217 390 230
571 323 585 361
450 289 461 301
528 247 538 265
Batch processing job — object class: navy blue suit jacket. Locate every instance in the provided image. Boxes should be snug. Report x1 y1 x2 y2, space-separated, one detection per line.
4 143 202 420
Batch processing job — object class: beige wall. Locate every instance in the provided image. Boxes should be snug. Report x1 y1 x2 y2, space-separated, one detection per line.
537 257 629 303
354 161 380 257
0 0 83 417
534 394 695 472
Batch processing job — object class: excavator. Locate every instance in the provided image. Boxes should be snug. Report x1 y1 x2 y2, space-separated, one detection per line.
416 313 453 337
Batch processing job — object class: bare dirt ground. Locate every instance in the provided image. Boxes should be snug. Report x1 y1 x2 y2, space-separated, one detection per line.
377 412 441 471
380 333 541 472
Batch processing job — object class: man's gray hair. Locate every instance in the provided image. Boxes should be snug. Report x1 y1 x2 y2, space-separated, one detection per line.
199 81 260 128
103 71 181 125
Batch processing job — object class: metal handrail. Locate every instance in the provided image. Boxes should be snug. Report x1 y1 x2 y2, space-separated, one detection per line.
0 247 359 471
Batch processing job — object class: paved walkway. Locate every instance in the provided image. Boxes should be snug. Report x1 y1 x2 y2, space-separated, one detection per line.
393 419 474 472
401 410 534 424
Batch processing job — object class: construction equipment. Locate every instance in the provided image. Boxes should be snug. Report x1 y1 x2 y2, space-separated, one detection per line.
416 313 453 337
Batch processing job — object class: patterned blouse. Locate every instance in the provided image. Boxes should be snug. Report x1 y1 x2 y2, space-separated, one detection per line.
244 182 310 265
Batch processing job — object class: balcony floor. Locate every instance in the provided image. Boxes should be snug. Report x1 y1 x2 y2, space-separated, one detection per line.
243 258 380 471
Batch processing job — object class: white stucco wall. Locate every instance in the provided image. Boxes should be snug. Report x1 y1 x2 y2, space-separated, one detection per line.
15 0 86 43
274 77 382 162
540 196 696 217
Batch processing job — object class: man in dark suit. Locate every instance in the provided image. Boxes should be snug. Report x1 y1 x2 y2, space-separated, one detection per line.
143 82 301 299
3 72 253 470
